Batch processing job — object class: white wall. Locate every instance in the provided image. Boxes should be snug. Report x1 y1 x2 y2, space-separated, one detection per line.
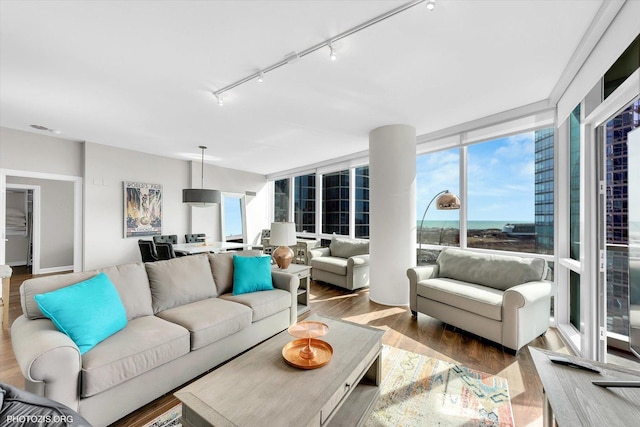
1 127 271 271
0 127 83 175
84 143 269 270
83 142 192 270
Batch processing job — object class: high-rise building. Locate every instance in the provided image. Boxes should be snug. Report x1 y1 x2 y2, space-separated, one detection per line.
535 128 554 255
294 174 316 233
355 166 370 238
322 170 350 235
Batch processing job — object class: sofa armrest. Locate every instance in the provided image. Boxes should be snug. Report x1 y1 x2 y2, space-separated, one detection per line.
309 247 330 260
347 254 369 267
271 271 300 325
10 315 82 411
346 254 370 289
406 264 439 313
502 280 557 351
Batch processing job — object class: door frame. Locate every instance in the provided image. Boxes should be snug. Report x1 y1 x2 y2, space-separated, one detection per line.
0 169 83 273
582 69 640 361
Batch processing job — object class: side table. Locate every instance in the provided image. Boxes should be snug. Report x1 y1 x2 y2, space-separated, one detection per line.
272 264 311 316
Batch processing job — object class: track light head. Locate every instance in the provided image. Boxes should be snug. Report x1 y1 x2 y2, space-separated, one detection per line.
257 72 264 83
214 93 224 106
426 0 436 11
329 42 337 61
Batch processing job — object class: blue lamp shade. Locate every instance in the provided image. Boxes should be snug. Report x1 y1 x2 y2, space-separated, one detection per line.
182 189 221 207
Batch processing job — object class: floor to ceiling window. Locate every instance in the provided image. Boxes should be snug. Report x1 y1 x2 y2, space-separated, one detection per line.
322 170 350 235
466 129 554 255
569 105 582 331
294 174 315 233
222 194 245 242
604 99 640 338
354 166 369 238
416 148 460 263
274 178 289 222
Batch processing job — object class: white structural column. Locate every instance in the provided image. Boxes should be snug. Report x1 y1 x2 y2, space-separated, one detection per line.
368 124 416 306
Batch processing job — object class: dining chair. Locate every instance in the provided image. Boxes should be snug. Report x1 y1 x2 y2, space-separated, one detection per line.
153 235 178 244
155 242 176 260
185 233 206 243
138 240 159 262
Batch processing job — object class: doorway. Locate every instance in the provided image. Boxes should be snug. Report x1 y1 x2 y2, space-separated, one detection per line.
4 184 40 272
1 169 83 273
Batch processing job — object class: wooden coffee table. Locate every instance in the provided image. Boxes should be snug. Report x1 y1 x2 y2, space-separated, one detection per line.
175 315 384 427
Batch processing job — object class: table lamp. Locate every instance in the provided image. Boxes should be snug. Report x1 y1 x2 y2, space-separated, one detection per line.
270 222 297 269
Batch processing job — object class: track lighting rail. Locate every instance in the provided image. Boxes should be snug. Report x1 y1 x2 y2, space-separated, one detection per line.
212 0 428 100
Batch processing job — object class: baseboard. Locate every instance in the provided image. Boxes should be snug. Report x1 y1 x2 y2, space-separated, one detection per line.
6 261 27 267
38 265 74 274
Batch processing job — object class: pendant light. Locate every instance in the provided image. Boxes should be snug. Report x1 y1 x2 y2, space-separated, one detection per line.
182 146 221 207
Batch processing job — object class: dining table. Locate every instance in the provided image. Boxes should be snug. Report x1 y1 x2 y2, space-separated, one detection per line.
173 241 253 255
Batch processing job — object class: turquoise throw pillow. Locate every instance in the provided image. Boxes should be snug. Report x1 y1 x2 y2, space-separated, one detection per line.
232 255 274 295
34 272 127 355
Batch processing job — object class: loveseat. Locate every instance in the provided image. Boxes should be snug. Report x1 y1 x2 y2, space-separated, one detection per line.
10 251 299 426
309 236 370 291
407 248 555 353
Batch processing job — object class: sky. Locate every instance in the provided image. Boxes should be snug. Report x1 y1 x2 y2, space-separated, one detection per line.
416 131 536 223
224 196 244 238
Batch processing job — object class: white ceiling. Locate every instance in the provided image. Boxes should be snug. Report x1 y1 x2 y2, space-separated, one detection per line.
0 0 604 175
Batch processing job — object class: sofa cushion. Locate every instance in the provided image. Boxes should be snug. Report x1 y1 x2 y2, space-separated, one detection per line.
21 271 98 320
437 248 547 291
329 237 369 258
156 298 252 350
208 250 263 295
220 289 291 322
21 263 153 321
146 255 217 313
81 315 190 398
34 272 128 355
99 263 153 319
311 256 348 276
232 255 273 295
417 277 504 321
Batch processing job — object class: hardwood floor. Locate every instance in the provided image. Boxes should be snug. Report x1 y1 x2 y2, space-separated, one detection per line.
1 267 571 427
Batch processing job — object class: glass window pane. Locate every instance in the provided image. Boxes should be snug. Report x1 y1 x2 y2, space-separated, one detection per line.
322 170 349 235
467 129 554 254
570 270 581 330
294 174 316 233
605 99 639 337
570 105 581 260
274 179 289 222
223 195 243 242
416 148 460 264
355 166 370 238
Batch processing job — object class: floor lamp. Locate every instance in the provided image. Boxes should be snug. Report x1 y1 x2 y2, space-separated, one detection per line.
418 190 461 264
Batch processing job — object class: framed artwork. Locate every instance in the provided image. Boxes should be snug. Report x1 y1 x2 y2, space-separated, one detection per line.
124 181 162 238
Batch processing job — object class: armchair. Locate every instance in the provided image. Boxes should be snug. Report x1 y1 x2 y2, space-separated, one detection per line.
309 236 369 291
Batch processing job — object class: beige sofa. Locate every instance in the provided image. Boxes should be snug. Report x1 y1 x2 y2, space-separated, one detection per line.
309 236 370 291
10 251 298 426
407 248 555 353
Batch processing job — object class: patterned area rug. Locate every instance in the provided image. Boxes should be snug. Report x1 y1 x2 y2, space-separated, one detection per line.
144 346 513 427
365 346 514 426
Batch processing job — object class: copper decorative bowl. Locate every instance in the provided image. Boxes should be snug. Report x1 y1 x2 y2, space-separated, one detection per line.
282 321 332 369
